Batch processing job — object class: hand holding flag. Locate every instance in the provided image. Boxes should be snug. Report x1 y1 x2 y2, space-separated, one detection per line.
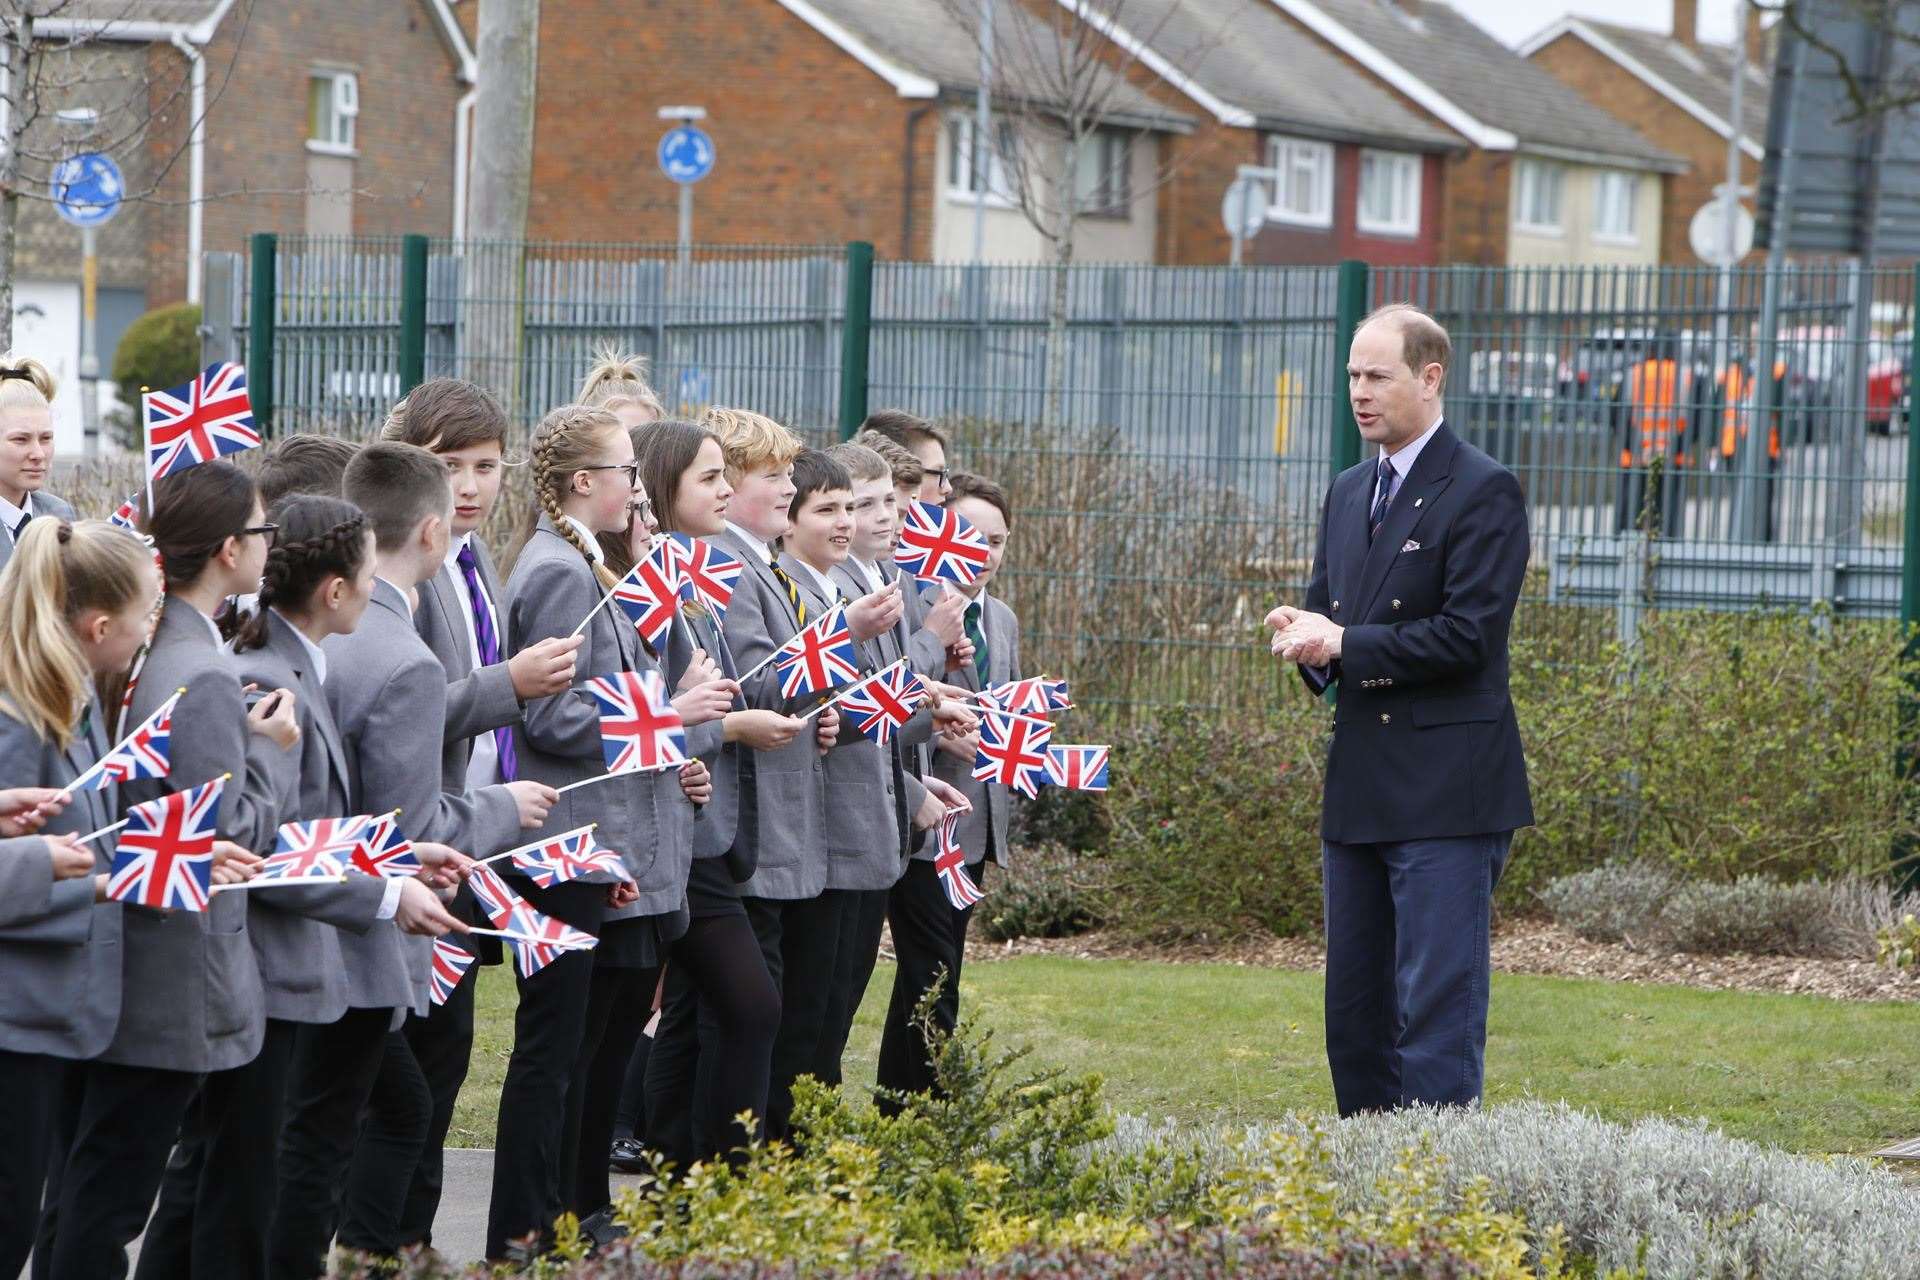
105 776 226 912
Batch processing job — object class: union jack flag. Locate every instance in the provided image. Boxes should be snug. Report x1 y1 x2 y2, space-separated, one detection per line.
983 677 1071 718
83 689 180 789
587 670 687 773
428 937 476 1006
894 501 991 587
773 603 862 700
836 663 926 744
611 540 691 648
973 709 1053 799
667 534 743 619
106 776 224 911
109 492 141 530
1044 744 1110 792
497 896 599 979
466 863 520 927
260 815 367 881
509 825 630 888
349 812 423 878
143 362 260 482
933 808 984 909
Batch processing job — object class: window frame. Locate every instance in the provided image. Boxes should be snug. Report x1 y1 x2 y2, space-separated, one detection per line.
1513 158 1566 237
1592 169 1641 245
307 68 359 157
1355 148 1422 237
945 111 1016 208
1263 135 1334 230
1073 127 1133 219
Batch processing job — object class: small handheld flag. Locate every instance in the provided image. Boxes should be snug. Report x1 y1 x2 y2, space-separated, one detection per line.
109 492 142 530
772 603 861 700
428 938 477 1006
70 688 181 792
667 534 743 619
105 776 224 912
587 671 687 773
144 362 261 482
836 663 926 745
466 863 520 928
983 677 1071 718
1044 744 1110 792
349 812 423 878
973 709 1054 799
895 501 991 587
509 825 631 888
933 808 984 909
495 898 600 978
261 815 369 881
610 541 691 648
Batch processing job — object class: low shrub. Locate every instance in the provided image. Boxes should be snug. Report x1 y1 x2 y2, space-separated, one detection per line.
1542 862 1918 958
109 303 202 451
978 841 1102 942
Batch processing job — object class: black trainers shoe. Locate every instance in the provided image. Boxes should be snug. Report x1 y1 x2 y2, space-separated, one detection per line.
608 1136 650 1174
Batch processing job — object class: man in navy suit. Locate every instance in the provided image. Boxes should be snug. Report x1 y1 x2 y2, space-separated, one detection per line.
1268 303 1533 1117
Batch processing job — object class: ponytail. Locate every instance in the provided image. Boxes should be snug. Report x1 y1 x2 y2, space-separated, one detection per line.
516 404 624 589
0 352 56 412
0 519 154 745
577 345 665 420
233 495 369 652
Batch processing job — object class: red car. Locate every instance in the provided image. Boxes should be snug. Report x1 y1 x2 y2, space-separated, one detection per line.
1869 334 1910 434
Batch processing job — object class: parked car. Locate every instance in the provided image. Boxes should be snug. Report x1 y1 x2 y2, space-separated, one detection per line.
1868 334 1910 434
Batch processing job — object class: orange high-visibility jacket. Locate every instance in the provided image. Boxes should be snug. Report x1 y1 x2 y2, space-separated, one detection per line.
1717 362 1783 461
1622 358 1690 467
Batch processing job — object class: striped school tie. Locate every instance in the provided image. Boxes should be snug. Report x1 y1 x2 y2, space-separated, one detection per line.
457 542 517 780
768 555 807 626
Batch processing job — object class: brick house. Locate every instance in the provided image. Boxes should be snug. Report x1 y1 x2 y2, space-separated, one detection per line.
10 0 472 449
503 0 1190 263
1520 0 1772 265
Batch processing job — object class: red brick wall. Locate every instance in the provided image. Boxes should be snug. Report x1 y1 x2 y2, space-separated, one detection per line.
1248 145 1443 266
145 0 463 304
525 0 930 258
1437 149 1510 266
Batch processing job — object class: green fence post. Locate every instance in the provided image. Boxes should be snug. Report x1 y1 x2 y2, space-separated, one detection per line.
1331 258 1369 480
838 240 875 439
398 233 429 397
248 232 276 436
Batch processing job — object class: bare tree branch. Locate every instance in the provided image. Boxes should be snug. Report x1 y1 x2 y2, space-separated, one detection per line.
1754 0 1920 122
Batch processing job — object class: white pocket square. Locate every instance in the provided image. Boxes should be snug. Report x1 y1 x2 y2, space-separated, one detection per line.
1400 539 1422 553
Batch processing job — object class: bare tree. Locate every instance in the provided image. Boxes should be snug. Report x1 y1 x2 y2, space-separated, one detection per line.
933 0 1241 425
461 0 541 409
0 1 271 350
1753 0 1920 122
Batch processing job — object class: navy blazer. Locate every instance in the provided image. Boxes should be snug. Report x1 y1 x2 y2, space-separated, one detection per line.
1299 422 1534 844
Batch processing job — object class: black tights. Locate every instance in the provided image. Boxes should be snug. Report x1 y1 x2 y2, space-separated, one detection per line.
644 911 781 1170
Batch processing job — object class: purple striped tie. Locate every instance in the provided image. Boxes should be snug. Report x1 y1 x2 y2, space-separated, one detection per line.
457 542 517 780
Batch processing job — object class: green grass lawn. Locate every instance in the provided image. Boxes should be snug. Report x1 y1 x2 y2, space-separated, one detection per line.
453 955 1920 1157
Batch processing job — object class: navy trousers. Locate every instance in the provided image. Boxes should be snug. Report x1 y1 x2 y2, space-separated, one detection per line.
1321 831 1512 1117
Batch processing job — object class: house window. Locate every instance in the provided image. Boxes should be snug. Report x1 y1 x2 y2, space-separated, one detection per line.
1593 170 1640 243
307 69 358 154
946 113 1014 204
1074 128 1132 217
1514 159 1565 235
1356 150 1421 236
1264 135 1333 228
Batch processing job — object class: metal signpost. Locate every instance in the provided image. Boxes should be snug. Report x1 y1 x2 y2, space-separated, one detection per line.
49 149 123 455
656 107 714 271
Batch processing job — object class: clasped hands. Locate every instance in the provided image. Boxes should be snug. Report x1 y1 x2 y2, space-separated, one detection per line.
1266 605 1343 667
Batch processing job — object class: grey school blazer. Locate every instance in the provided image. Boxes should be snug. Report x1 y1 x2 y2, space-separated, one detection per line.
0 488 77 576
922 586 1021 868
416 536 522 790
665 604 745 862
505 519 690 920
325 578 524 1012
822 559 925 890
713 527 828 901
0 700 124 1058
104 598 272 1073
232 613 390 1024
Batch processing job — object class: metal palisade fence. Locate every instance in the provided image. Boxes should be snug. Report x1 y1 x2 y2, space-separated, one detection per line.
205 237 1920 716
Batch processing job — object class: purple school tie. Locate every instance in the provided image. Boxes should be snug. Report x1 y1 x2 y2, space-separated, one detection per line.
457 542 517 780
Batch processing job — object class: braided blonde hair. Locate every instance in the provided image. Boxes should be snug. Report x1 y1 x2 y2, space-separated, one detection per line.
578 345 665 421
518 403 624 589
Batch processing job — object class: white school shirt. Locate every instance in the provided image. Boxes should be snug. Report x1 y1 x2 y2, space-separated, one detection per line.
793 558 843 607
0 490 35 542
849 556 885 596
443 534 503 789
724 520 776 568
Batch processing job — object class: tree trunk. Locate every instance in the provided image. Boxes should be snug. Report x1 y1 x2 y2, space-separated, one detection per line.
0 26 29 355
462 0 541 409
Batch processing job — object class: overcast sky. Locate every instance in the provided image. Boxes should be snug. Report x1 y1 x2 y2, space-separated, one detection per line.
1448 0 1745 47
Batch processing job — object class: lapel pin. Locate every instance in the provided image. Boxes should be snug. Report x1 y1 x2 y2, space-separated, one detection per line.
1413 498 1423 508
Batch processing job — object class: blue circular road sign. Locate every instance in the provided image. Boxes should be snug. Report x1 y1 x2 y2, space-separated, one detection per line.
657 125 715 185
50 152 124 228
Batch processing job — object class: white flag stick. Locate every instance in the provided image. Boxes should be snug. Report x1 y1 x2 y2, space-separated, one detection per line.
465 925 596 951
795 658 912 724
569 537 674 638
968 700 1072 732
213 875 349 892
469 823 600 869
57 687 187 798
551 761 685 797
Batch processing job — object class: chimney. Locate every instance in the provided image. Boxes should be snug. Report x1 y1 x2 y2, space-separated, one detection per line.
1745 4 1766 66
1672 0 1697 47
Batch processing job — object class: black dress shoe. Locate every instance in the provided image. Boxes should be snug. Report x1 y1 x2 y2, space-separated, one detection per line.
608 1136 650 1174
